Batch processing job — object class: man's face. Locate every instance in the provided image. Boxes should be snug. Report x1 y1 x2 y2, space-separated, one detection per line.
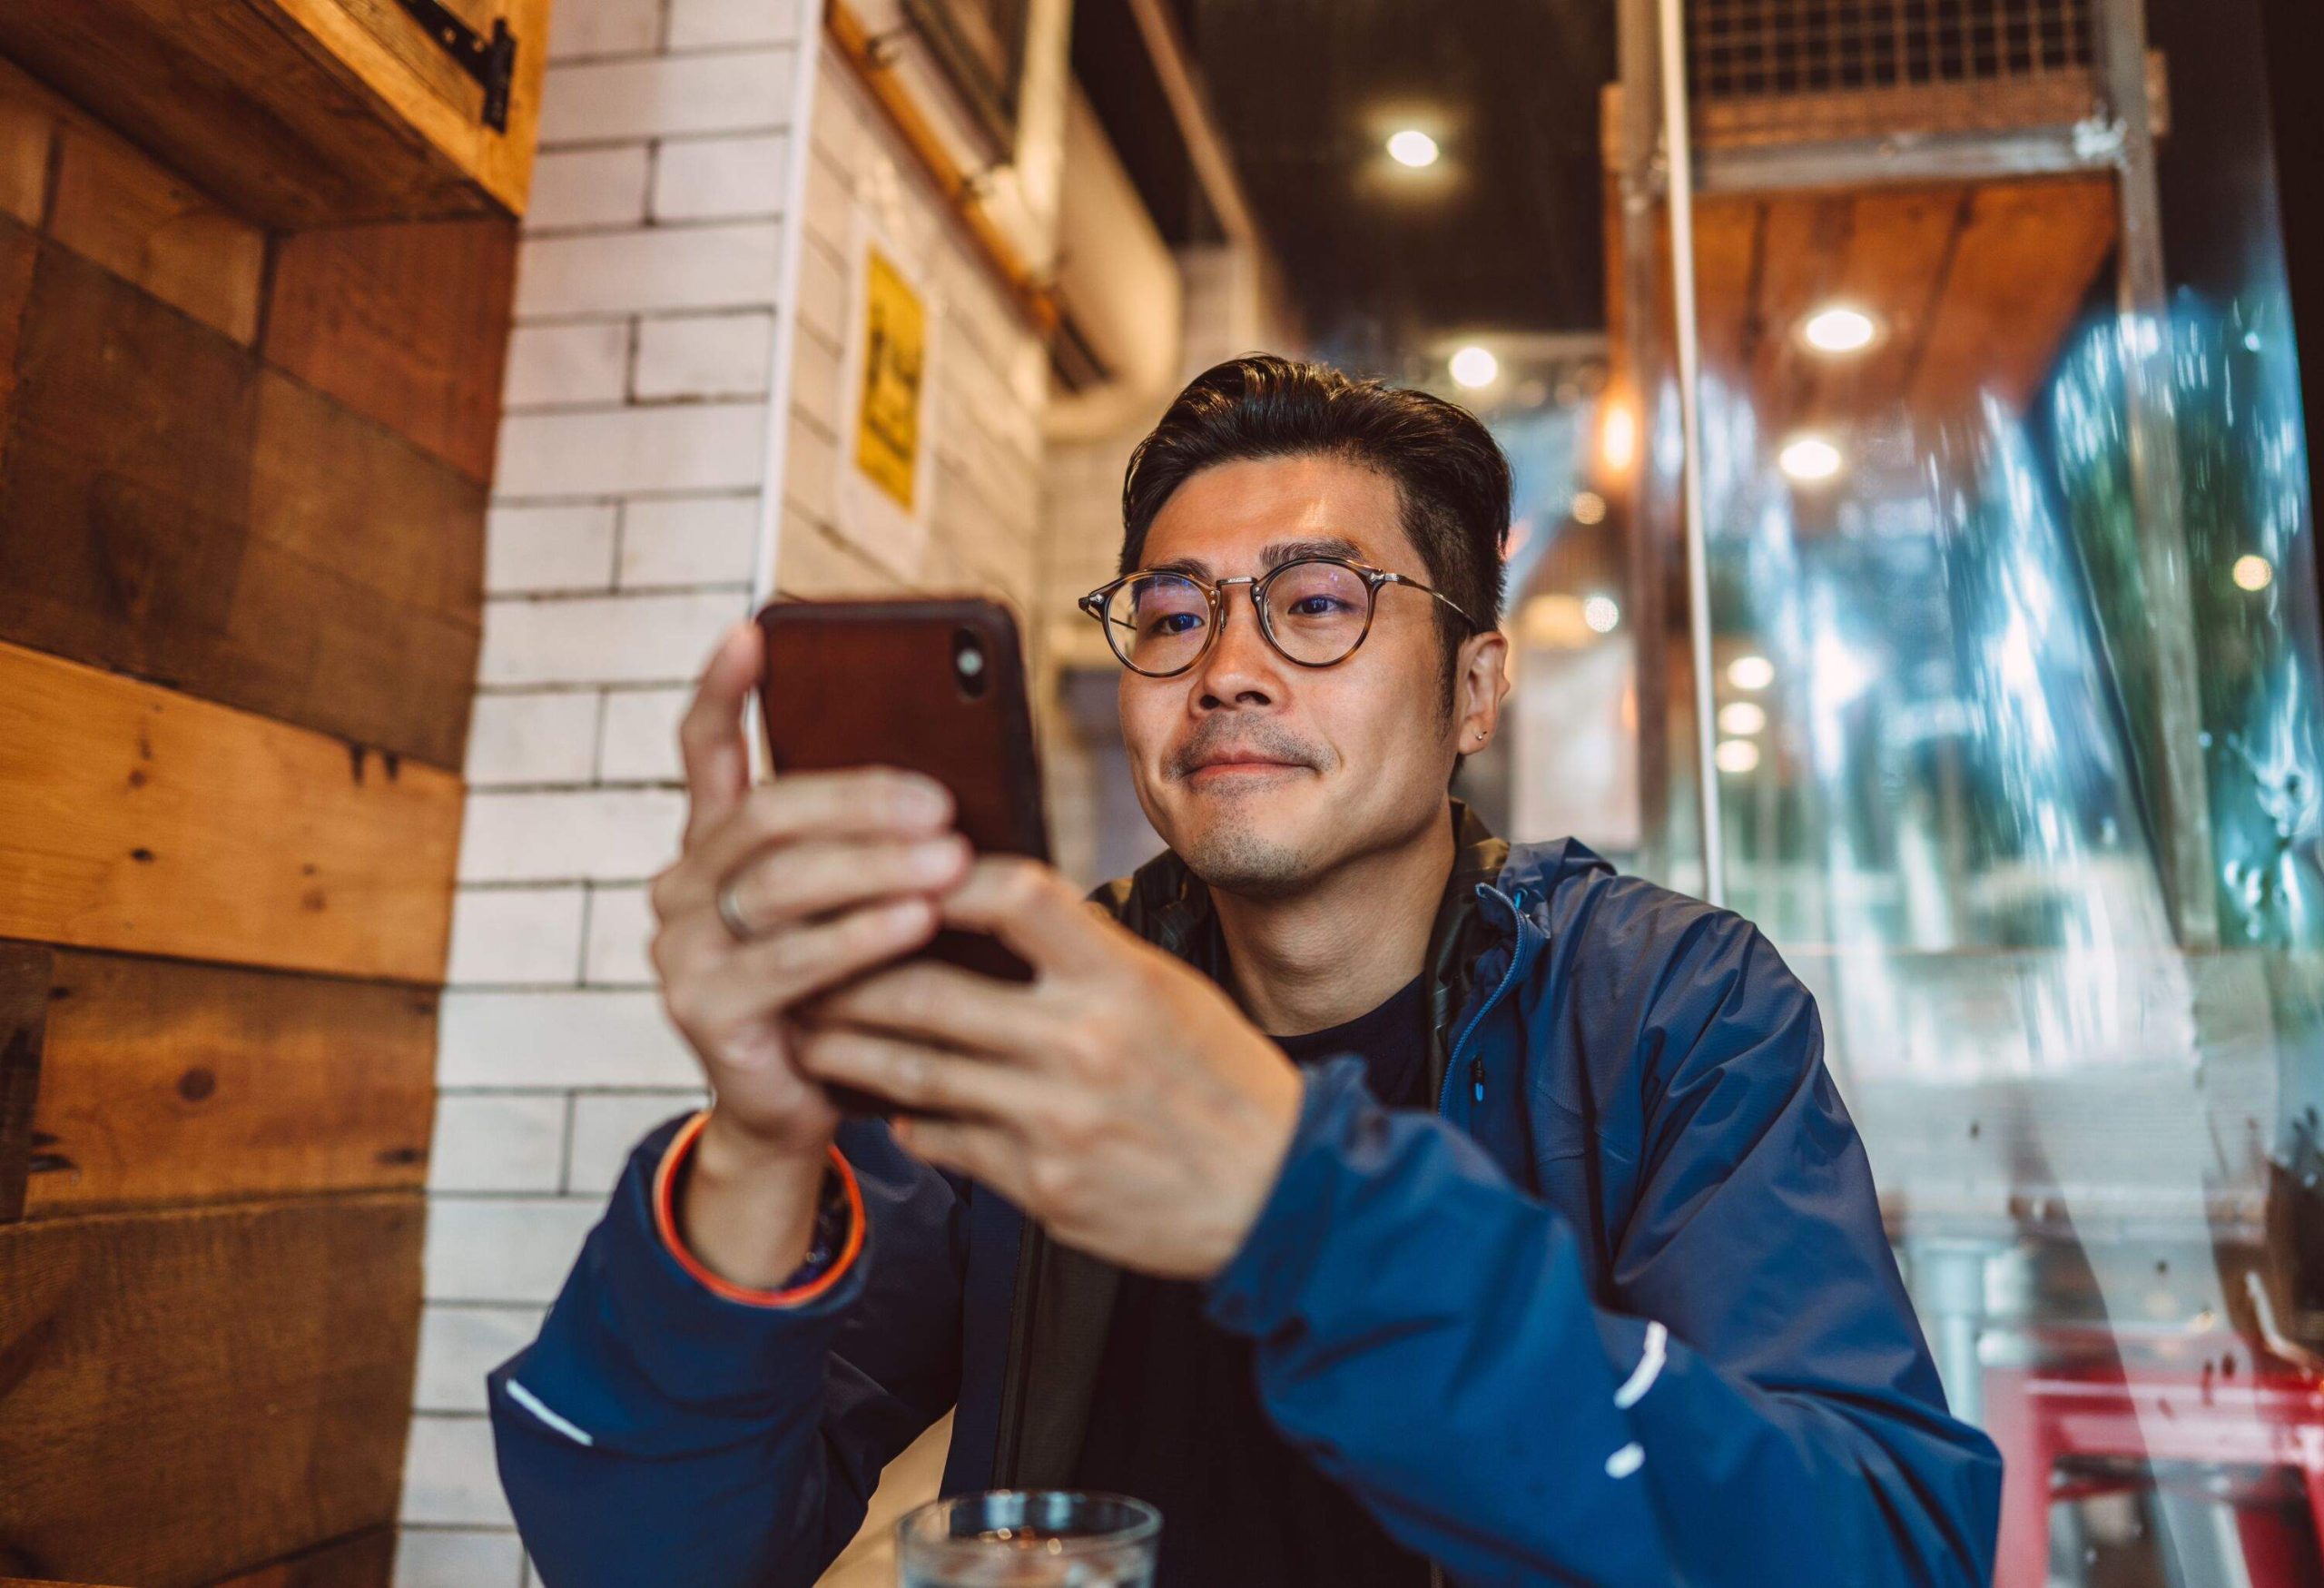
1117 453 1496 900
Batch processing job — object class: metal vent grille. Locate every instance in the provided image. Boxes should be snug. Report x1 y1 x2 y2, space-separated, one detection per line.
1690 0 2093 102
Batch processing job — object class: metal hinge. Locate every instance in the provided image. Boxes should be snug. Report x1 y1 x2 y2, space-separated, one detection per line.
394 0 517 132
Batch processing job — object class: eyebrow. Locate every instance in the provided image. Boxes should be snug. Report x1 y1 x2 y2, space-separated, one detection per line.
1144 536 1369 580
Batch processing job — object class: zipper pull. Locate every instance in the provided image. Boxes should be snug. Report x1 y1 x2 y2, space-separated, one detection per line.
1471 1055 1485 1105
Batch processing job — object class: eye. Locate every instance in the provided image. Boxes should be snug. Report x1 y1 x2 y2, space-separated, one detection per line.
1285 593 1355 617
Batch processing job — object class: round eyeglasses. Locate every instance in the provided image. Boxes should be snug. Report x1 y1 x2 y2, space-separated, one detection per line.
1078 556 1482 678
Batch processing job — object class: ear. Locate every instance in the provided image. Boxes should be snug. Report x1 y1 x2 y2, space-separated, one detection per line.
1452 626 1511 755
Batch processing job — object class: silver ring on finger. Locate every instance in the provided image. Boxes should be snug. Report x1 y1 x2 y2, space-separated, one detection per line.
715 876 756 942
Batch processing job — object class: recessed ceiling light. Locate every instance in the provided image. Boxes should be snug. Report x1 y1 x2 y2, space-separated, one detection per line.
1386 129 1440 168
1582 595 1621 633
1599 403 1638 473
1449 345 1498 389
1777 434 1844 483
1714 739 1762 774
1800 305 1879 354
1727 655 1775 691
2234 554 2274 591
1717 701 1767 735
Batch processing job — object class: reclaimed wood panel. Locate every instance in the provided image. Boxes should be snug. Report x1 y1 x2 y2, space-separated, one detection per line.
0 641 462 984
44 123 267 346
0 945 45 1225
0 232 484 769
15 949 436 1219
264 218 518 484
0 1197 422 1588
0 0 550 226
210 1526 398 1588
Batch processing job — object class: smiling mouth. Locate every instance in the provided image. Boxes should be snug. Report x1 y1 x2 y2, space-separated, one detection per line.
1187 759 1305 782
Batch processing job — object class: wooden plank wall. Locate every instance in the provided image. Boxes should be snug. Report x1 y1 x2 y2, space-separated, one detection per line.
0 54 512 1588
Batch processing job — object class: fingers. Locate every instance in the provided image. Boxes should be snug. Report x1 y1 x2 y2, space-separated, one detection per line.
682 896 940 1033
803 957 1048 1056
722 833 970 934
793 1028 1051 1124
934 858 1117 977
658 769 955 920
888 1116 1027 1205
677 622 763 852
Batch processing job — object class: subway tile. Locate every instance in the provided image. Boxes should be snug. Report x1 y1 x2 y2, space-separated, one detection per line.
583 883 657 985
393 1524 525 1588
399 1414 517 1525
501 321 629 410
457 787 688 883
795 236 846 345
515 222 782 318
413 1304 549 1414
633 310 776 400
618 494 761 587
428 1093 569 1192
666 0 805 50
496 402 769 497
478 589 745 686
423 1198 605 1305
780 408 837 522
524 145 651 231
545 0 659 58
485 497 620 590
538 50 797 144
567 1093 706 1194
437 989 704 1089
463 687 602 787
651 133 790 222
596 686 691 783
447 884 590 985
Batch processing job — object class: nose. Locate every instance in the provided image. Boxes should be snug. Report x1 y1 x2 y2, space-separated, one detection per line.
1190 580 1280 711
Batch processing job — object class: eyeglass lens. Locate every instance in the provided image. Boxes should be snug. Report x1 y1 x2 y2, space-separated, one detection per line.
1102 559 1373 675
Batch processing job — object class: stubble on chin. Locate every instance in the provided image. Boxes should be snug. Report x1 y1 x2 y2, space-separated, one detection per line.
1175 813 1312 901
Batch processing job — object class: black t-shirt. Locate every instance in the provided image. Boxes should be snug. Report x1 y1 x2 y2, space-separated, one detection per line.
1069 972 1435 1588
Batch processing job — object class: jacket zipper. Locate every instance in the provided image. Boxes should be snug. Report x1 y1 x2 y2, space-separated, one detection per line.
1425 893 1530 1588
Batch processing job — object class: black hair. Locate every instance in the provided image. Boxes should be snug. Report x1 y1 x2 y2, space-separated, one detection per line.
1118 353 1510 705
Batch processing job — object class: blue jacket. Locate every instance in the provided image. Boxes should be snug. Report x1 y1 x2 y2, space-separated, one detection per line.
489 806 2003 1585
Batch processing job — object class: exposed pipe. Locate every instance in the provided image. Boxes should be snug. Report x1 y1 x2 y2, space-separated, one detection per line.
1652 0 1727 907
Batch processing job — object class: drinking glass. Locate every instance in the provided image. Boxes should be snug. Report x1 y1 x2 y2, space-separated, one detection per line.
895 1490 1160 1588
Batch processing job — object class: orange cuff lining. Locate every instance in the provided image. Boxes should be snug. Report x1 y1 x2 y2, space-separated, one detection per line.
651 1111 865 1308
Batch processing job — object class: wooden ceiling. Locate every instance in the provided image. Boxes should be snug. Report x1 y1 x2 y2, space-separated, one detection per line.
1685 173 2122 433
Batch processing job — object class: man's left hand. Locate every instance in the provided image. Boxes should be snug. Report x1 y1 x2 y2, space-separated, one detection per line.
793 857 1305 1279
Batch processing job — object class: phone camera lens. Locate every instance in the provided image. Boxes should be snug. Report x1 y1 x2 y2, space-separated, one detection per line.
952 628 989 699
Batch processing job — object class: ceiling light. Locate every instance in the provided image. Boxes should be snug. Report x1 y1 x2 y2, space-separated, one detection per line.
1800 305 1879 354
1599 403 1638 473
1450 345 1499 389
1582 595 1621 634
1571 489 1607 526
1727 655 1774 691
1386 129 1440 168
2234 555 2274 591
1777 433 1844 483
1717 701 1767 735
1714 739 1762 774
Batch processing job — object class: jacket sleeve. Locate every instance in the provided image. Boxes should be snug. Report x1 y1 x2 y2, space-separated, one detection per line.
1203 918 2003 1587
488 1111 967 1588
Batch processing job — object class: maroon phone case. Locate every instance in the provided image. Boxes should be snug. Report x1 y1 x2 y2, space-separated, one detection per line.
754 597 1050 1115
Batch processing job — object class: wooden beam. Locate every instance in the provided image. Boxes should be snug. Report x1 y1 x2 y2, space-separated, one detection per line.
0 231 484 770
0 944 47 1225
0 641 462 985
0 1196 421 1587
17 949 437 1220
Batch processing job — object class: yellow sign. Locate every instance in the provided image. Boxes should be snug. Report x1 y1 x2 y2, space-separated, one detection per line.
853 247 926 513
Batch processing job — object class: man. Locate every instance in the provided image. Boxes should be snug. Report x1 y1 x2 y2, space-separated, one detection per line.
490 355 2003 1586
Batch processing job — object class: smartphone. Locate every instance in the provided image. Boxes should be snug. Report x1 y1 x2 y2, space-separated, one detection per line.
754 596 1050 1114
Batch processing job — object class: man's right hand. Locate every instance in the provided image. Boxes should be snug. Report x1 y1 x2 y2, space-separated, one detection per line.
645 620 969 1289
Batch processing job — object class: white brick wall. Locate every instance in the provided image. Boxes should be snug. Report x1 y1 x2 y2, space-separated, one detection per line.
403 0 1070 1579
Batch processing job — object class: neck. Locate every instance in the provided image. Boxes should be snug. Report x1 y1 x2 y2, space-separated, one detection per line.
1210 803 1456 1036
